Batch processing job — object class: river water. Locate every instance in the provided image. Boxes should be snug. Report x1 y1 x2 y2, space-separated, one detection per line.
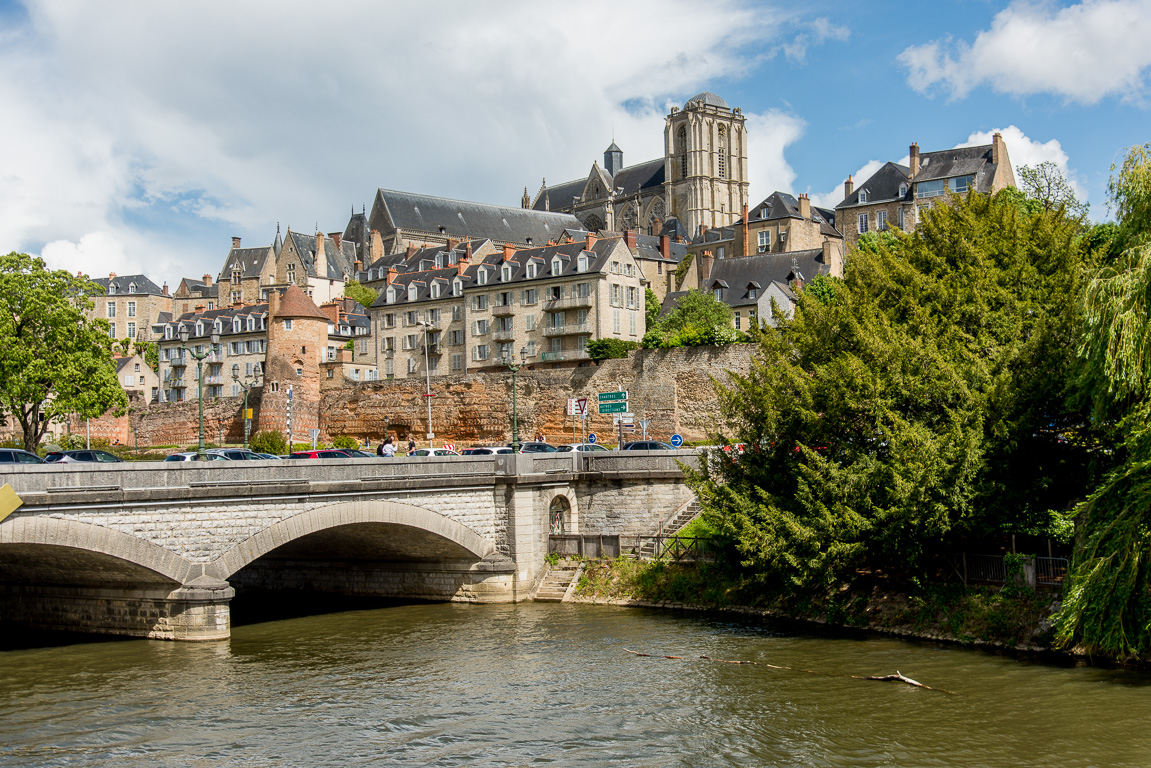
1 602 1149 767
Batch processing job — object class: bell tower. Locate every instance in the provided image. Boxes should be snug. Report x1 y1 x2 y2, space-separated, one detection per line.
663 92 748 236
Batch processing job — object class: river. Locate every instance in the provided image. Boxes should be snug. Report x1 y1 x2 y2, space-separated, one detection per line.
1 602 1149 767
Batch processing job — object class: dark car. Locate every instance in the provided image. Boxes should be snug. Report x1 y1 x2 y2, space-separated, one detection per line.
164 452 230 462
343 449 375 458
43 450 124 463
206 448 266 461
288 449 353 459
0 448 45 464
511 442 558 454
621 441 675 451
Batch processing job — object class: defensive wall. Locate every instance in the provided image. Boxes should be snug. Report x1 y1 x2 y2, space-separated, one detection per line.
0 452 696 641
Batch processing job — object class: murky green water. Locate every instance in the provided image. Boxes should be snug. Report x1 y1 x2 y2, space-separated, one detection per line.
1 603 1148 767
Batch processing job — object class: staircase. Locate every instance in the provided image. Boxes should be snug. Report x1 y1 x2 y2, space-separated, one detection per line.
638 496 702 559
535 561 583 602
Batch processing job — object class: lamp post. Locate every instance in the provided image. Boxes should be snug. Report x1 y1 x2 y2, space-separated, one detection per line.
178 324 220 460
501 346 530 452
233 372 262 450
416 320 434 449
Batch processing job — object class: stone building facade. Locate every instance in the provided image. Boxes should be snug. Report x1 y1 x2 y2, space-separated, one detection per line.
87 273 174 346
255 285 330 444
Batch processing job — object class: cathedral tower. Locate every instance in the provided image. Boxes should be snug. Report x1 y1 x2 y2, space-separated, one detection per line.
663 92 749 236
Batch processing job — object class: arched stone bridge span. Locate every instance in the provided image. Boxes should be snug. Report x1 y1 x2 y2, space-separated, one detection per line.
0 453 695 640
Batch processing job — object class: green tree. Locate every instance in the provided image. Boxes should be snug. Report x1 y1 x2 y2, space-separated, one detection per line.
645 287 661 328
249 430 287 455
643 289 734 348
1057 144 1151 658
586 338 640 362
689 190 1094 597
343 279 379 309
0 253 128 452
1018 161 1090 223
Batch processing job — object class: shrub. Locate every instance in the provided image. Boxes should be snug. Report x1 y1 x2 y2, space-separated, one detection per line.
249 430 287 455
587 338 640 362
331 435 358 450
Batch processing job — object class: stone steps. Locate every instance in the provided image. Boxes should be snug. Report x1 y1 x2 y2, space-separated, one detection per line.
638 498 701 558
535 563 582 602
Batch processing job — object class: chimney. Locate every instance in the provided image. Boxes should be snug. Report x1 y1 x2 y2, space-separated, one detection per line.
232 299 243 309
370 230 384 261
741 203 750 257
319 302 339 324
799 194 811 220
909 142 920 176
353 259 362 273
267 288 280 319
823 240 843 278
700 224 709 236
109 271 116 280
625 229 637 250
502 242 515 261
699 250 715 282
162 282 169 296
844 176 854 199
329 232 342 250
406 243 417 259
315 233 327 279
586 232 597 250
465 239 473 259
447 237 460 251
653 217 662 235
457 255 469 276
992 132 1004 165
194 303 205 313
232 236 241 249
202 273 212 287
660 234 671 260
386 267 398 285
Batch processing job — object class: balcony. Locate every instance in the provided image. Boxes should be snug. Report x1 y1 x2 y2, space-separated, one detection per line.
492 328 516 342
539 350 590 362
545 294 593 311
543 323 590 337
422 344 443 356
384 348 395 358
169 358 187 367
205 375 223 385
492 303 515 316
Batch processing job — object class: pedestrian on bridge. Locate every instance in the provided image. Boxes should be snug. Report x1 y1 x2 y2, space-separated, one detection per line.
379 437 395 458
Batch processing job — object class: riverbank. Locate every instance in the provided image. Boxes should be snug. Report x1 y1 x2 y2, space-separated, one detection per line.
569 557 1068 657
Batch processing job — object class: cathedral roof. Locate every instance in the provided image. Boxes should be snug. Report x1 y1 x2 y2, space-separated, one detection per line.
685 91 728 110
375 189 581 247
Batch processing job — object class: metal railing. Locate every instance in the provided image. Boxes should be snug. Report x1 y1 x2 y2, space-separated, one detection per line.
543 323 590 337
939 553 1069 589
1036 556 1070 586
545 295 593 311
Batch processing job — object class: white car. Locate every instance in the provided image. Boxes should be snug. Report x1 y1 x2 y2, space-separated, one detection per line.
461 446 515 455
407 448 461 457
164 452 230 462
555 443 609 452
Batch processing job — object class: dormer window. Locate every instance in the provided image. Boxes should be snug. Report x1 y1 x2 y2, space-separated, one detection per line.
246 317 255 331
526 262 538 279
858 190 869 203
478 268 488 286
431 282 441 299
761 207 769 219
420 260 431 271
387 286 397 303
233 318 241 333
213 320 222 335
407 283 418 301
577 254 588 272
899 182 908 197
128 283 137 293
551 257 562 275
435 254 444 269
501 264 513 282
195 321 204 336
453 277 463 295
165 326 173 340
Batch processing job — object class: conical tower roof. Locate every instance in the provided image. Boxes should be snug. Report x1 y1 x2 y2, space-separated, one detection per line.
275 283 329 320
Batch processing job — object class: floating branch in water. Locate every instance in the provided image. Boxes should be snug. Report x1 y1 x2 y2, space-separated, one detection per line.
623 649 955 694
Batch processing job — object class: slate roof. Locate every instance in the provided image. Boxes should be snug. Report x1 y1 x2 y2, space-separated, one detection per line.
664 249 831 314
285 230 358 280
178 278 219 299
370 237 629 309
633 233 686 264
690 227 736 246
92 274 165 296
156 303 269 340
837 143 1002 210
342 210 370 261
373 189 582 247
737 192 842 238
221 246 272 280
533 157 665 212
837 162 912 209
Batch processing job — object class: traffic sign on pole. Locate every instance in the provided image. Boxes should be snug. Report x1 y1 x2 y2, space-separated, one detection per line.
599 401 629 414
597 391 628 402
670 433 683 448
588 433 597 444
567 397 588 416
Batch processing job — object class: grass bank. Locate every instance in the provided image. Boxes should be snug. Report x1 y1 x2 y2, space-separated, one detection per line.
572 557 1059 651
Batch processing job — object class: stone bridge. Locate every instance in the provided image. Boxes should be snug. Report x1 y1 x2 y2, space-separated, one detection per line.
0 452 696 641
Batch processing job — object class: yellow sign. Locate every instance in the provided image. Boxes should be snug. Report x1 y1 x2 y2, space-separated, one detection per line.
0 483 23 523
245 408 253 420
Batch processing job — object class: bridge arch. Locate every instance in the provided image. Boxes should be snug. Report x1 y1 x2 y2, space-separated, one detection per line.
0 516 195 585
207 497 497 580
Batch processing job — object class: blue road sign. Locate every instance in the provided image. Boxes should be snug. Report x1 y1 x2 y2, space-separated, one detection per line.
670 433 683 448
588 433 597 444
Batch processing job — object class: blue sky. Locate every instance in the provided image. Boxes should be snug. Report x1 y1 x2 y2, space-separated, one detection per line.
1 0 1148 285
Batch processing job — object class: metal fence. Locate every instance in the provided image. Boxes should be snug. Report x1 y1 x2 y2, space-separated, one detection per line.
1035 556 1070 586
548 534 715 562
939 553 1069 589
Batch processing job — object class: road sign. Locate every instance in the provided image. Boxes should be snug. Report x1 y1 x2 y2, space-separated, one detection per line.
620 423 636 432
567 397 588 416
588 433 597 443
598 391 628 402
613 412 635 423
599 401 628 414
670 433 683 448
443 443 456 452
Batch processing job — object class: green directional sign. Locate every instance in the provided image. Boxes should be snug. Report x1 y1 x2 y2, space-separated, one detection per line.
598 401 629 414
598 391 628 402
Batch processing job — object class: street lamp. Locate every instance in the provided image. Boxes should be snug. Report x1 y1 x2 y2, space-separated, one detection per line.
501 346 530 452
233 371 262 450
178 324 220 460
416 319 434 449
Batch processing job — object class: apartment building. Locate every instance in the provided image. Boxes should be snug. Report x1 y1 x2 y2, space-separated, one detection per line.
114 355 159 403
87 273 174 345
153 304 270 403
367 234 646 379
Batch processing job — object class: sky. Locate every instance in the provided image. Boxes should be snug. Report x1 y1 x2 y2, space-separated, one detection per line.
2 0 1149 287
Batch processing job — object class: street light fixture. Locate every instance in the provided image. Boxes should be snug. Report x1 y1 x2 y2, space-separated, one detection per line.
178 324 220 460
232 372 262 450
416 319 434 449
501 346 531 452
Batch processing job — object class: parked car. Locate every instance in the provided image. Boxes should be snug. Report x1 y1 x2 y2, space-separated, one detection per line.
342 449 376 458
43 450 124 463
254 453 283 460
288 449 354 459
620 441 675 451
555 443 608 452
511 442 558 454
164 452 230 462
0 448 45 464
206 448 265 461
407 448 461 457
461 446 514 455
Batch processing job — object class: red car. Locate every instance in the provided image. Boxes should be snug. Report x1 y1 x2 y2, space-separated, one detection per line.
287 449 353 459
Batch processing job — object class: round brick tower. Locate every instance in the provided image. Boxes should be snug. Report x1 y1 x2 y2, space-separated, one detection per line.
257 284 330 446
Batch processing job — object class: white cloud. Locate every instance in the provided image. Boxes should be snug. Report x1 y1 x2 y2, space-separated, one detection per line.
4 0 825 283
807 160 884 210
745 110 807 205
899 0 1151 104
782 16 850 63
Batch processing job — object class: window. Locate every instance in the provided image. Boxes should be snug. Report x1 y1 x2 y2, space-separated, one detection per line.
717 127 726 179
471 294 489 311
247 317 255 332
452 305 462 322
948 175 974 194
408 358 418 374
576 282 590 298
917 179 946 198
877 210 888 231
627 286 638 309
522 288 538 305
551 257 562 275
525 340 536 357
717 246 725 259
404 334 419 350
749 286 757 300
577 254 588 272
450 329 464 345
498 342 514 360
287 265 296 284
431 282 441 299
385 359 394 377
453 278 463 295
233 318 241 333
550 337 562 353
384 312 395 328
127 301 136 318
899 182 908 197
501 264 512 282
295 367 303 376
898 207 905 229
526 314 536 331
427 308 440 324
734 311 741 330
610 284 622 307
613 309 620 333
550 285 562 301
207 302 214 310
406 310 418 326
128 283 136 294
477 268 488 286
407 284 418 301
134 363 140 372
550 311 564 329
858 213 869 233
629 311 636 335
713 287 724 301
497 291 513 307
473 344 490 361
474 319 489 335
387 287 397 303
757 231 770 253
451 354 463 371
107 302 116 318
127 322 136 339
526 262 538 279
858 189 869 203
677 125 687 180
